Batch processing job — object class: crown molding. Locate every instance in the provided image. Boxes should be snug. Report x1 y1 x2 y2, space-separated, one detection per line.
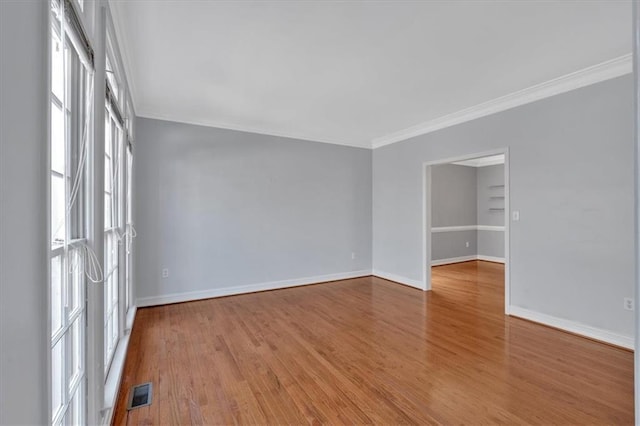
372 54 632 149
137 110 371 149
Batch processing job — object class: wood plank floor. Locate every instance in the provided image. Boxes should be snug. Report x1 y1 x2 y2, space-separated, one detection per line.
113 261 633 425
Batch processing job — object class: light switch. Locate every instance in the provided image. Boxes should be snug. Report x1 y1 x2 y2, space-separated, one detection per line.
512 211 520 221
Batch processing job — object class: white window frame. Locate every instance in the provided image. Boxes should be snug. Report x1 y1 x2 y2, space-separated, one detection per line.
49 1 93 424
103 100 124 376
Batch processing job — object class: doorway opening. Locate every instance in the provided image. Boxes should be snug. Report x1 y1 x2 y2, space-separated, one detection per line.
422 149 510 314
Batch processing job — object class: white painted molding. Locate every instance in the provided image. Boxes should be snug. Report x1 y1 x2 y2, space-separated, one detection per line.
431 255 505 266
432 225 505 233
137 270 372 307
431 225 477 233
476 255 505 264
372 54 632 148
431 255 477 266
452 154 505 168
476 225 505 232
101 305 137 426
509 306 634 350
372 270 424 290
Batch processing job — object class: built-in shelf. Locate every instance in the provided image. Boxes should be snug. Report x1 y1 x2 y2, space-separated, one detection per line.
490 196 505 199
489 208 505 211
489 184 505 188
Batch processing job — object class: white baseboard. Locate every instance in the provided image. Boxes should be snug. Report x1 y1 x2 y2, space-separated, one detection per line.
372 269 424 290
509 306 634 350
431 255 477 266
136 270 372 307
476 255 505 264
431 255 505 266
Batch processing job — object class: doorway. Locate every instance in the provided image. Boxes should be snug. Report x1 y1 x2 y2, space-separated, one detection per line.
422 149 510 314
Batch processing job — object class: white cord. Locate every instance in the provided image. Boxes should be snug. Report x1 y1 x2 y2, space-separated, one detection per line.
69 240 104 284
67 76 94 213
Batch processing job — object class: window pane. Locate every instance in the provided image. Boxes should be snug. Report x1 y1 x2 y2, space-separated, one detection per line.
51 31 64 102
111 311 118 346
106 57 119 102
104 157 111 193
66 380 82 426
68 317 83 386
52 337 64 420
126 149 132 222
104 115 111 157
51 103 65 175
111 269 118 306
105 275 111 315
52 175 66 245
125 241 131 311
106 233 112 271
69 249 83 313
104 194 112 229
51 255 63 336
104 319 112 370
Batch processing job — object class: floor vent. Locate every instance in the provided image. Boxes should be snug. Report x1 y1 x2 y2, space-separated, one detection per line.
127 382 153 410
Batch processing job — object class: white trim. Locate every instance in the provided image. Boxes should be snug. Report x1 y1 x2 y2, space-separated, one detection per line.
422 164 431 290
372 54 632 148
431 255 477 266
477 225 504 232
431 225 476 233
509 306 634 350
372 270 424 290
101 305 136 426
504 149 511 315
125 305 136 332
136 270 372 307
423 147 511 314
136 111 371 149
431 255 505 266
452 154 505 168
476 255 505 264
431 225 504 233
633 0 640 420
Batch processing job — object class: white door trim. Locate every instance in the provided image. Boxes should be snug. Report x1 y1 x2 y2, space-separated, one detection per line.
422 148 511 314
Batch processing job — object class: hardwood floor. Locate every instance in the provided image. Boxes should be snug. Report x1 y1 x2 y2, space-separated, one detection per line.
113 261 633 425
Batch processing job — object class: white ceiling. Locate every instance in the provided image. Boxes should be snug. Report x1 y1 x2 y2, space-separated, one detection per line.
110 0 632 149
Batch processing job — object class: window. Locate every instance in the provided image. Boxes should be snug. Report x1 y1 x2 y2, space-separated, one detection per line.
125 144 134 314
104 100 123 374
48 1 135 423
49 1 91 424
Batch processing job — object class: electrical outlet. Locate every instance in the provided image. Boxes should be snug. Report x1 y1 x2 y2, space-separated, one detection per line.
624 298 634 311
351 252 356 260
465 241 469 248
162 268 169 278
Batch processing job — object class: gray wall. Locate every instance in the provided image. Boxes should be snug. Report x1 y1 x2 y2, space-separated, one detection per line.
135 118 372 303
373 75 634 338
430 163 506 261
432 230 477 260
0 1 48 424
477 164 505 258
431 164 477 227
431 164 478 260
477 164 505 226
